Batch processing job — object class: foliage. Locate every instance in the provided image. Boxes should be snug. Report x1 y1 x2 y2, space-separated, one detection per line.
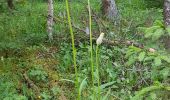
0 0 170 100
131 82 170 100
139 20 165 41
0 73 27 100
144 0 164 8
28 65 48 82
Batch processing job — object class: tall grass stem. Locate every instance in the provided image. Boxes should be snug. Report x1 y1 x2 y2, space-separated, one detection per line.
96 45 100 99
88 0 95 97
65 0 80 99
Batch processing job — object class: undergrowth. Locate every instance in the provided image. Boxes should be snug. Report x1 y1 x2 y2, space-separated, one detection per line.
0 0 170 100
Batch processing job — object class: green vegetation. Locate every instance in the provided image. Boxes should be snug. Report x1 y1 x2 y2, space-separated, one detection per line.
0 0 170 100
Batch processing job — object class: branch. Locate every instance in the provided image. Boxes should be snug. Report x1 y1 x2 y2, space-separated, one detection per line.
52 14 156 52
23 72 40 96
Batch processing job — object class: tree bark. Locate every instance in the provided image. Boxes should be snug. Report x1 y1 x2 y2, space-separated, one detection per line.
163 0 170 49
101 0 119 22
47 0 54 41
7 0 14 10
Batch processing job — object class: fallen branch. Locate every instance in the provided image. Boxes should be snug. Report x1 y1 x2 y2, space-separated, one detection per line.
23 72 40 96
51 14 156 52
94 38 156 52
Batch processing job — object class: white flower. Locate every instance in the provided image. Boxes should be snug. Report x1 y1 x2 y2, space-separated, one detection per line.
96 33 105 45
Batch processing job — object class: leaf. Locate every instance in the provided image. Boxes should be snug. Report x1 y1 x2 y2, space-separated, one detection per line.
131 85 163 100
126 56 136 66
59 79 75 83
150 93 157 100
144 31 154 38
160 68 170 79
161 55 170 63
154 20 164 27
100 81 116 90
129 46 141 52
144 56 154 62
79 77 87 96
125 50 134 58
138 52 146 61
152 28 164 40
154 57 162 66
102 89 111 100
144 26 160 38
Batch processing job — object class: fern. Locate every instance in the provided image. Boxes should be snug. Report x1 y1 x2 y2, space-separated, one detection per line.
131 84 170 100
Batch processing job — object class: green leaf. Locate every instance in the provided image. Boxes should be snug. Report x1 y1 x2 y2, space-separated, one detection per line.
161 55 170 63
100 81 116 90
154 20 164 27
79 77 87 96
138 52 146 61
160 68 170 79
145 31 154 38
144 26 160 38
150 93 157 100
126 56 136 66
102 89 111 100
129 46 141 52
154 57 162 66
144 56 154 62
152 28 164 40
125 50 134 58
131 85 163 100
59 79 74 83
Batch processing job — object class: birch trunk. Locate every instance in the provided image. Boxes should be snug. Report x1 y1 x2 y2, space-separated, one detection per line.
101 0 119 22
163 0 170 49
47 0 54 41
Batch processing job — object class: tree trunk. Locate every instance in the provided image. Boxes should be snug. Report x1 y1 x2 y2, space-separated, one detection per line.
163 0 170 49
101 0 119 22
47 0 54 41
7 0 14 10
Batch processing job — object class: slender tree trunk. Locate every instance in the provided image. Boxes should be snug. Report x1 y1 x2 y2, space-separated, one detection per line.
7 0 14 10
101 0 119 22
163 0 170 49
47 0 54 41
164 0 170 26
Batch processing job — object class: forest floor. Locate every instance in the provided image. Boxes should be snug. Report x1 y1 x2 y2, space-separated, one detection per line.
0 0 170 100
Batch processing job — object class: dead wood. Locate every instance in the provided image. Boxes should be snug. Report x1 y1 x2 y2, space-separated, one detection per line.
47 12 155 52
23 72 40 96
